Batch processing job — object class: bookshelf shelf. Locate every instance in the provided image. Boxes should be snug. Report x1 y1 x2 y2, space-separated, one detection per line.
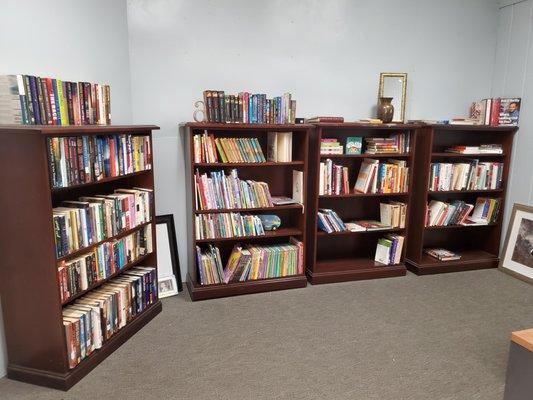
405 124 517 275
0 125 160 390
182 122 311 300
306 123 416 284
56 221 152 262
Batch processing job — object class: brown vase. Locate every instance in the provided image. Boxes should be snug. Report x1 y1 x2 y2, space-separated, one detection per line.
377 97 394 123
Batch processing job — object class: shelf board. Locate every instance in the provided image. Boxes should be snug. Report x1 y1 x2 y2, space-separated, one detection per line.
193 161 303 167
184 122 313 130
51 170 151 192
316 227 404 237
319 192 409 198
56 221 152 262
194 203 303 214
6 301 163 390
406 249 499 275
424 223 496 230
431 152 505 158
428 189 504 195
195 227 302 243
320 153 410 159
61 252 152 305
186 273 307 300
308 257 406 284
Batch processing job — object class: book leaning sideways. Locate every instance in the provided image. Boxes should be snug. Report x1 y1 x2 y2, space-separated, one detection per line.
499 98 520 126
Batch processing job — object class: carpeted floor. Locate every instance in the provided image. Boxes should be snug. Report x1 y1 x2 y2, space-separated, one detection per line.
0 269 531 400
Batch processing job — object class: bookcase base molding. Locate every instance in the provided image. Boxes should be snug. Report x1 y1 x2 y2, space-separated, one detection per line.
306 263 406 285
186 274 307 301
406 251 499 275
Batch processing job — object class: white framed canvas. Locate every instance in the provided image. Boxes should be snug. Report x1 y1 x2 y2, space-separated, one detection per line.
156 214 183 294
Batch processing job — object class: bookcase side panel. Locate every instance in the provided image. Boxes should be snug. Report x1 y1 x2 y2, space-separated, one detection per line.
0 132 67 373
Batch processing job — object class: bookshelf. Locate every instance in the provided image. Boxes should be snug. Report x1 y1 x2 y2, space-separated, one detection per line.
405 124 518 274
0 125 161 390
306 123 417 284
181 122 311 300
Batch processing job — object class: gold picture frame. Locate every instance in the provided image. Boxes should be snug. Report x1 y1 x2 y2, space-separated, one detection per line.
378 73 407 123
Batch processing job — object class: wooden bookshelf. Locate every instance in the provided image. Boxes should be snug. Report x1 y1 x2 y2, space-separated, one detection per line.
0 125 161 390
181 122 311 300
405 124 518 274
306 123 417 284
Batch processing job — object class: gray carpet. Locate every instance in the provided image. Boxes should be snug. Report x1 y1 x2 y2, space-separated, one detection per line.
0 269 532 400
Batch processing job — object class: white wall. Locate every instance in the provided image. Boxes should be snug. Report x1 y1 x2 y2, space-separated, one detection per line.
127 0 501 281
0 0 133 378
492 0 533 237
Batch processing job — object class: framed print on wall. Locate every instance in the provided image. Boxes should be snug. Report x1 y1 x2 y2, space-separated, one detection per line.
500 203 533 284
156 214 183 296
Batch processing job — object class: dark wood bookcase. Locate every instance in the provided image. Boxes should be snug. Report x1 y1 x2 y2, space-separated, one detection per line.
405 124 518 274
0 125 162 390
306 123 418 284
181 122 311 300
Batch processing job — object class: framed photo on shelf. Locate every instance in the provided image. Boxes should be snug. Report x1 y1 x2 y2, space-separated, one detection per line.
500 203 533 284
156 214 183 295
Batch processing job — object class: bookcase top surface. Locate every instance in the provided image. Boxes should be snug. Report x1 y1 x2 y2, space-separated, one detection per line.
0 124 160 135
312 122 420 129
182 122 313 129
428 124 518 132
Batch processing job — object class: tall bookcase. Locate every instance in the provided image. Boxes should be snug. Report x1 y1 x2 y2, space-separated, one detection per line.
405 124 517 274
0 125 162 390
306 123 418 284
181 122 311 300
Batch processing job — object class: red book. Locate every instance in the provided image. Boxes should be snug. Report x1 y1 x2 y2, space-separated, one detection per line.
490 98 500 126
45 78 58 125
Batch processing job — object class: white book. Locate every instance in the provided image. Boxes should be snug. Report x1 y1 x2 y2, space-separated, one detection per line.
292 170 304 204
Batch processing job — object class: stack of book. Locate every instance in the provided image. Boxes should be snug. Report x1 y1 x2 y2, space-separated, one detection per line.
425 200 474 227
194 169 273 210
267 132 293 162
62 266 157 369
374 234 404 265
202 90 296 124
319 159 349 195
320 138 343 155
0 74 111 125
194 213 265 239
345 220 391 232
52 188 152 258
364 133 409 154
47 135 152 188
445 144 503 154
192 132 266 163
468 197 501 224
57 226 153 303
469 98 520 126
424 248 461 261
428 161 503 191
354 158 409 194
317 209 346 233
380 201 407 228
196 239 303 285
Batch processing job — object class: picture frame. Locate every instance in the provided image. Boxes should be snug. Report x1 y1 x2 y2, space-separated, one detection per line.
499 203 533 284
156 214 183 294
378 72 408 123
158 276 179 298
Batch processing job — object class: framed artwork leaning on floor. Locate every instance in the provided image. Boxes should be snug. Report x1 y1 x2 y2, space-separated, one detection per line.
156 214 183 296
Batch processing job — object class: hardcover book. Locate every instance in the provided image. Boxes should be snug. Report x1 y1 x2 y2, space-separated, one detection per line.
345 137 362 155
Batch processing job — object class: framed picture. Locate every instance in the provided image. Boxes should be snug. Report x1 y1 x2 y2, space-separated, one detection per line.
156 214 183 294
158 276 179 298
500 203 533 284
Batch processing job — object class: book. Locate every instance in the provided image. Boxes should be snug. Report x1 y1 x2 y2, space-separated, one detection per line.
380 202 407 228
0 74 110 125
194 213 265 240
345 137 363 155
467 197 501 224
320 138 343 155
194 169 273 210
305 116 344 123
424 248 461 261
375 235 404 265
364 133 409 154
317 209 346 233
348 220 391 231
63 266 156 368
375 238 392 264
292 170 304 204
354 158 379 193
203 90 296 124
271 196 298 205
425 200 474 227
319 159 350 195
354 158 408 194
428 160 503 191
499 98 520 126
445 144 503 154
267 132 292 162
193 133 267 164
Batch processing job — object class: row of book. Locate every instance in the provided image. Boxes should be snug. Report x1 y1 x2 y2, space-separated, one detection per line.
196 239 303 285
47 135 151 188
425 197 500 227
319 133 410 156
194 169 273 210
428 161 503 191
375 234 404 265
0 74 110 125
317 209 346 233
469 98 520 126
58 225 153 303
445 144 503 154
53 188 152 258
202 91 296 124
194 213 265 240
63 266 157 369
354 159 409 194
319 159 349 195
